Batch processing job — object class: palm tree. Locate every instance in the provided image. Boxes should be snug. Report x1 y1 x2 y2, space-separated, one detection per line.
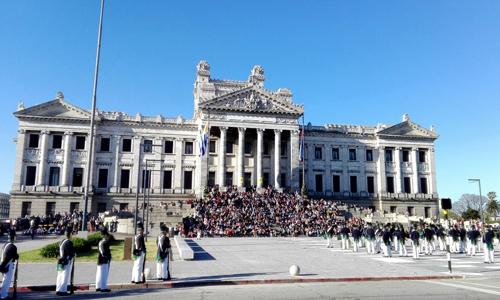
486 192 498 221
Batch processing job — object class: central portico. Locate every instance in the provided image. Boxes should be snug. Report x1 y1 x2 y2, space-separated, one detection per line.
193 61 304 195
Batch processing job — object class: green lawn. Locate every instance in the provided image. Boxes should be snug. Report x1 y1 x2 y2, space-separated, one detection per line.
20 238 164 263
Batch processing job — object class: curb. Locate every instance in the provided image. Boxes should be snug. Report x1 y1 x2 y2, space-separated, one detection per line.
13 275 464 294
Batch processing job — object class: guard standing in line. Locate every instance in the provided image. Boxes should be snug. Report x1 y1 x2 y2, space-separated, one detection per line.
340 225 350 250
156 225 172 281
483 226 495 264
381 225 392 258
365 223 376 255
0 229 19 300
131 223 146 284
393 225 401 253
424 224 435 255
410 225 420 260
467 225 480 257
325 224 335 248
56 226 75 296
397 225 408 257
351 225 362 252
96 227 112 292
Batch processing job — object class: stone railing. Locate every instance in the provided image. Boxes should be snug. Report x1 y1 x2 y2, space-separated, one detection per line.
71 150 87 162
24 148 40 162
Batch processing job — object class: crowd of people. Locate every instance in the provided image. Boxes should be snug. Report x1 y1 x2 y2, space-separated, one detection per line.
187 186 366 237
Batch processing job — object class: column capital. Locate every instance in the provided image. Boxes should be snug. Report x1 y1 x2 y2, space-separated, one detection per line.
64 131 74 136
257 128 265 134
113 134 121 140
237 127 246 134
412 147 419 151
41 130 50 135
291 129 300 136
219 126 228 133
395 146 402 150
273 129 282 135
174 137 184 142
133 136 142 140
18 129 26 134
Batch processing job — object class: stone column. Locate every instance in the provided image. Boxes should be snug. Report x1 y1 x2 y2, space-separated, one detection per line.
428 148 437 196
341 145 349 193
111 135 121 191
36 130 50 186
174 137 183 192
237 127 245 188
153 137 163 191
395 147 402 193
290 129 300 191
274 129 281 188
359 147 367 194
132 136 142 192
218 127 227 187
60 132 73 186
256 128 264 189
376 146 386 210
12 129 26 190
412 148 420 194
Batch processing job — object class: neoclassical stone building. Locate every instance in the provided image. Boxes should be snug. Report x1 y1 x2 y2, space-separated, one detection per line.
10 61 439 219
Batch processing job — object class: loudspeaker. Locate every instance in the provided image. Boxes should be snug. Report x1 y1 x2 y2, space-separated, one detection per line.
441 198 452 210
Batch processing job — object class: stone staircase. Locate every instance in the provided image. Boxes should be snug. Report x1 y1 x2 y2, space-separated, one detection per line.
145 199 195 236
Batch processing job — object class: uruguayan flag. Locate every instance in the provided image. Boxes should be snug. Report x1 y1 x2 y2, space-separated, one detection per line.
198 122 209 157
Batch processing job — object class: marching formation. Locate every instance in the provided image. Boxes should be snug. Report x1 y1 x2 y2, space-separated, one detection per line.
326 221 499 264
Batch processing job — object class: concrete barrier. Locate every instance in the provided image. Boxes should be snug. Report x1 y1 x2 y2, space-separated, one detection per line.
174 236 194 260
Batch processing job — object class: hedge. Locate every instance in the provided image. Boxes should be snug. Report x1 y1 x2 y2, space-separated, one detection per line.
87 232 115 246
39 235 106 258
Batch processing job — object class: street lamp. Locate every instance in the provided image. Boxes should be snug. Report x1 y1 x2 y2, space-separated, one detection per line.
468 178 484 225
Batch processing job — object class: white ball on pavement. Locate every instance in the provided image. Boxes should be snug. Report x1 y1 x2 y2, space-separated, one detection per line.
289 264 300 276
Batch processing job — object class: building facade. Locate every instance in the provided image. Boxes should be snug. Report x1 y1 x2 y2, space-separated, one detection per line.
10 61 439 219
0 193 10 219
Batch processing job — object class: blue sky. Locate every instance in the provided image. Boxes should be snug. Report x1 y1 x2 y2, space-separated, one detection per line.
1 1 499 201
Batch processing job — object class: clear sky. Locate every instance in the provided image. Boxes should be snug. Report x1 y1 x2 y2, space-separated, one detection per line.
1 0 499 202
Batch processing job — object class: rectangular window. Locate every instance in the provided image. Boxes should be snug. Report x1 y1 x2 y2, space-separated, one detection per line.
314 147 322 160
404 177 411 193
45 202 56 216
349 149 357 161
280 173 286 188
163 170 172 189
424 207 431 218
263 172 269 187
367 176 375 194
208 171 216 187
209 140 216 154
386 176 394 193
420 177 428 194
226 141 234 154
122 138 132 152
402 149 410 162
390 206 397 214
75 136 86 150
263 142 269 155
48 167 60 186
21 202 32 217
333 175 341 193
98 169 108 189
164 140 174 154
70 202 79 212
100 137 110 152
419 150 426 163
119 203 128 211
184 141 193 155
385 149 393 162
225 172 233 187
244 172 252 188
143 139 153 153
350 176 357 193
183 170 193 190
97 203 107 213
72 167 84 187
25 166 36 186
281 141 287 156
244 142 252 154
332 148 340 161
120 169 130 188
141 170 151 189
315 174 323 192
28 134 39 148
366 149 373 162
52 135 63 149
407 206 415 217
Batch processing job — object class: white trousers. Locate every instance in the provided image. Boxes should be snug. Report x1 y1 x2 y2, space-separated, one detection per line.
366 240 375 254
1 262 14 299
96 263 110 290
353 239 359 252
399 241 407 256
382 243 392 257
412 241 420 259
484 245 494 263
438 237 445 251
467 242 478 256
156 255 170 279
425 240 433 255
326 237 333 248
131 252 145 283
393 237 399 252
56 259 73 293
341 237 350 250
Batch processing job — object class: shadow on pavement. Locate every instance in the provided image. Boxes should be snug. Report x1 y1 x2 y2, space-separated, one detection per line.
180 271 281 282
19 288 171 299
184 239 216 260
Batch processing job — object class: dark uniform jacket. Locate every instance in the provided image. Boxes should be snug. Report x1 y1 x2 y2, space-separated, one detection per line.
0 243 18 273
467 230 480 244
97 239 112 265
365 228 375 240
382 230 392 245
484 231 494 245
58 238 75 266
424 228 434 241
156 235 171 261
133 234 146 257
410 230 420 244
352 229 362 241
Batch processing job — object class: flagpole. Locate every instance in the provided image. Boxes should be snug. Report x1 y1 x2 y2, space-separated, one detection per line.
82 0 105 231
206 111 210 195
301 114 306 198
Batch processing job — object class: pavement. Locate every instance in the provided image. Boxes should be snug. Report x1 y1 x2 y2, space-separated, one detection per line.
11 237 500 298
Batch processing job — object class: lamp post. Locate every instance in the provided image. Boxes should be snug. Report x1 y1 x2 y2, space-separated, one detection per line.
468 178 484 226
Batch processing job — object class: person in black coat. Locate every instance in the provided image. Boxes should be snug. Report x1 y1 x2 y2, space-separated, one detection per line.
156 225 172 281
410 225 420 259
1 229 18 300
131 223 146 283
56 226 75 296
483 226 495 263
382 225 392 257
96 227 112 292
351 225 362 252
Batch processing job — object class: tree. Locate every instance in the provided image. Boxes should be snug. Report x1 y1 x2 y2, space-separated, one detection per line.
462 208 480 220
453 194 488 216
486 191 498 221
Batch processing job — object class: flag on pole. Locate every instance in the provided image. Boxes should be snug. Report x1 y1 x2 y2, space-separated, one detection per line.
198 122 209 157
299 124 305 162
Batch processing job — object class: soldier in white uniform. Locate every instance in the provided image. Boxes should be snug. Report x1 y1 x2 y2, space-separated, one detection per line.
0 229 18 300
96 228 112 292
325 225 334 248
156 225 172 281
131 223 146 284
56 227 75 296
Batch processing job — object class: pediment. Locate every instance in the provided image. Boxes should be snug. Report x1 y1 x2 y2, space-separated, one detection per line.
199 86 303 116
377 121 437 139
14 99 91 120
